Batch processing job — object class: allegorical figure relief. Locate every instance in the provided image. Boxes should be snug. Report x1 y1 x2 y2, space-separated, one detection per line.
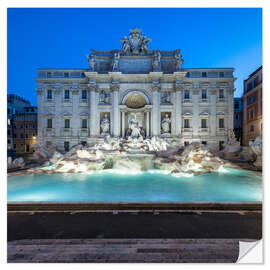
161 91 171 104
99 90 110 104
100 113 110 135
161 114 171 134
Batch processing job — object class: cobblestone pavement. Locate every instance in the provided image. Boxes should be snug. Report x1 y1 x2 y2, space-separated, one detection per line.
8 238 248 263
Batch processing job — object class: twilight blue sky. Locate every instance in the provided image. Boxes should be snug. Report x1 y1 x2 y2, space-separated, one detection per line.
8 8 262 106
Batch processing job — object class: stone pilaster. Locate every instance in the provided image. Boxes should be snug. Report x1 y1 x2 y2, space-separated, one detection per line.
192 89 200 138
36 88 43 144
175 84 182 136
146 111 150 137
53 88 62 137
209 89 217 137
71 87 80 139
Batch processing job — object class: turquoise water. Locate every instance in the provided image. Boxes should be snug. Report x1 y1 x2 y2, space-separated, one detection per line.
7 169 262 202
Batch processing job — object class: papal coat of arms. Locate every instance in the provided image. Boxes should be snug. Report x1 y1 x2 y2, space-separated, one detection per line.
120 27 152 54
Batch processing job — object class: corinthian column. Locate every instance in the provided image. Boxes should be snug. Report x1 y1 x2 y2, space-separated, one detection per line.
111 83 120 137
175 84 182 136
89 84 97 137
152 84 160 136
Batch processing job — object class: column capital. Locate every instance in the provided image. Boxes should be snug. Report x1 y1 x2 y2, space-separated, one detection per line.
151 82 161 92
110 83 120 92
88 84 98 92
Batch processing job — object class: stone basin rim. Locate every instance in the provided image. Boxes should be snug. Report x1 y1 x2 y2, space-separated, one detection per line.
7 201 262 212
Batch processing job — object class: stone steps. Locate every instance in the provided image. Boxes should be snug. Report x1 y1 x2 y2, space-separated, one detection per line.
7 238 251 263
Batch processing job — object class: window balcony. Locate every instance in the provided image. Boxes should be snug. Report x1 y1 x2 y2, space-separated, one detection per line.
217 98 226 103
44 128 55 137
80 98 88 104
182 128 193 134
182 98 192 104
61 127 72 137
216 128 227 135
199 99 209 104
199 127 209 134
80 128 89 137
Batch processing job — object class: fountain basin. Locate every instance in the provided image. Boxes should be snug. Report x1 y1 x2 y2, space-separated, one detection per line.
8 168 262 203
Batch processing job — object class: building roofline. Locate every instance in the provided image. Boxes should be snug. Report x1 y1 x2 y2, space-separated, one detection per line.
244 65 262 81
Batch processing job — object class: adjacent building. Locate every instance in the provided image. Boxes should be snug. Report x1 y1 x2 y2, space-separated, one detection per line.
12 106 38 153
233 97 242 143
242 66 262 146
7 94 31 153
35 27 236 151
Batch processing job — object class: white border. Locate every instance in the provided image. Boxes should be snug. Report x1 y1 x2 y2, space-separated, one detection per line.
1 0 268 269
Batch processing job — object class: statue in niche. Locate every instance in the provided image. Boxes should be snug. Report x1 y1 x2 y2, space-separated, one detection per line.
161 91 170 104
100 113 110 135
175 53 184 71
88 55 95 71
227 129 238 145
99 90 110 104
161 114 171 134
112 52 120 72
126 114 142 139
152 51 161 71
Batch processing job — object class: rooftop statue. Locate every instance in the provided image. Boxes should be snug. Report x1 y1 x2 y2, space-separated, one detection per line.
120 27 152 54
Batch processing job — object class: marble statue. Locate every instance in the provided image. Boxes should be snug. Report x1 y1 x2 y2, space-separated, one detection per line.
161 114 171 134
112 52 120 71
175 53 183 71
88 55 95 71
153 51 161 71
128 114 142 139
161 91 170 104
99 90 110 104
141 35 151 52
100 114 110 135
120 36 130 53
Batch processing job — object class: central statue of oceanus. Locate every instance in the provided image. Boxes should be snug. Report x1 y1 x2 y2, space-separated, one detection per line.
120 27 152 54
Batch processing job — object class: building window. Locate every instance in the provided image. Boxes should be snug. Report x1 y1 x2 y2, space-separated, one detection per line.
235 113 239 120
82 90 87 100
249 109 254 119
47 89 52 100
20 133 24 138
47 72 52 78
26 144 30 152
201 90 207 99
82 119 87 128
250 125 254 132
184 119 190 128
219 89 224 99
14 144 16 149
25 134 28 138
8 130 11 136
248 95 255 105
184 90 190 99
13 133 16 138
47 118 52 128
8 139 11 144
202 72 207 78
64 90 70 99
184 141 189 147
219 72 224 77
8 108 10 114
234 101 239 109
64 119 70 128
31 108 34 112
21 116 24 121
202 141 207 145
64 72 69 78
26 108 29 112
201 119 207 128
64 141 69 152
219 118 224 128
